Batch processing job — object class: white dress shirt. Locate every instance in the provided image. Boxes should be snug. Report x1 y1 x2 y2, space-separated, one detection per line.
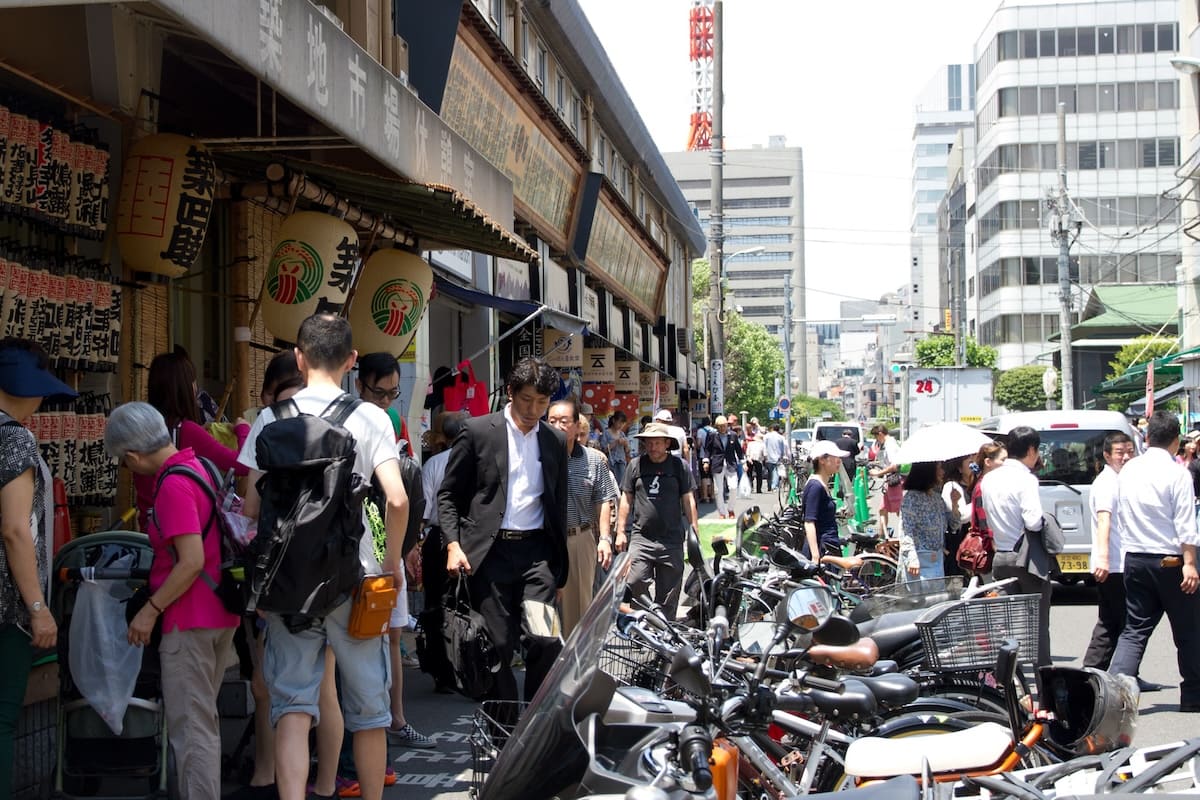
1089 464 1124 573
981 458 1044 551
422 449 451 524
1115 446 1200 554
501 403 545 531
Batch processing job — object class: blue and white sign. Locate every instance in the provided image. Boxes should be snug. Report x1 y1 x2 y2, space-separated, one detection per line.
778 396 791 412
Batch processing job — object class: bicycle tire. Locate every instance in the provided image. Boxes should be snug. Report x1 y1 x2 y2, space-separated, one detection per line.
854 554 901 591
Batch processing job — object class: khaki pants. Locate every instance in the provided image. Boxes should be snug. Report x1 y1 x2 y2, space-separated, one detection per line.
561 527 598 638
160 626 235 800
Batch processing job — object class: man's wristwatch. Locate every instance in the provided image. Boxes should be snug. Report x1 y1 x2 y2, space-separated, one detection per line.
29 600 45 614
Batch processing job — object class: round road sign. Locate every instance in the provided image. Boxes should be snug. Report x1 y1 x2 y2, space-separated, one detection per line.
778 396 791 412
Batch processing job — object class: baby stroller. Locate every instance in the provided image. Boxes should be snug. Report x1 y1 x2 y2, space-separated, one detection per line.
50 531 170 798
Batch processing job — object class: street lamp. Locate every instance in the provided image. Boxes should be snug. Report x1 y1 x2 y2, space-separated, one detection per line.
720 246 766 315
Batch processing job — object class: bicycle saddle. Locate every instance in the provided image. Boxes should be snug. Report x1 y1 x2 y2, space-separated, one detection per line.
807 637 880 671
843 721 1014 778
807 678 878 720
850 531 882 547
853 672 919 710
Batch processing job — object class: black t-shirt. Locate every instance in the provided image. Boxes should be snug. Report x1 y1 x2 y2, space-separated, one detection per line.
622 454 696 542
834 434 858 476
802 476 840 556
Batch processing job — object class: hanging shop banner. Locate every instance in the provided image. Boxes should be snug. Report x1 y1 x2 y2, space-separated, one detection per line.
613 392 640 420
115 134 215 277
650 333 662 369
659 379 679 410
710 359 725 416
349 249 432 357
583 346 615 383
543 326 582 369
690 395 709 416
496 257 531 301
631 320 644 363
428 249 472 282
544 257 571 314
260 211 358 342
585 193 666 319
615 359 639 392
638 370 657 403
581 383 615 416
581 286 600 330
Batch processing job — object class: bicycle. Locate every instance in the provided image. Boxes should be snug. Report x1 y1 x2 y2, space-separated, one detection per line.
776 455 808 510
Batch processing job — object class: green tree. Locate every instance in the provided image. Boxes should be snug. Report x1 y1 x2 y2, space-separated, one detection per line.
913 335 998 369
995 365 1056 411
873 405 899 425
724 312 786 421
792 394 846 427
1098 335 1178 411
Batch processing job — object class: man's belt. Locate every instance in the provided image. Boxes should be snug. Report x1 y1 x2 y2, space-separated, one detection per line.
566 523 593 537
498 528 542 541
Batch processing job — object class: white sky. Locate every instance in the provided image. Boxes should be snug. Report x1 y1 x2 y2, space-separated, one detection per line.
576 0 999 321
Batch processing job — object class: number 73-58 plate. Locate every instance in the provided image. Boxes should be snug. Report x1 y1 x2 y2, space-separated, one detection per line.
1056 553 1090 573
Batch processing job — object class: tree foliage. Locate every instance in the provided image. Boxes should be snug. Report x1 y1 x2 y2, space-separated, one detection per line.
1106 336 1177 380
995 365 1056 411
792 394 847 426
914 335 998 369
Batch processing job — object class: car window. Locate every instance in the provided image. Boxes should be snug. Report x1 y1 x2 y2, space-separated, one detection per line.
792 431 811 441
1034 429 1111 486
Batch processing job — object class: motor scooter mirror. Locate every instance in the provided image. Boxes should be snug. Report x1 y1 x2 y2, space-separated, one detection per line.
735 621 777 655
785 584 834 631
811 615 860 647
711 537 730 557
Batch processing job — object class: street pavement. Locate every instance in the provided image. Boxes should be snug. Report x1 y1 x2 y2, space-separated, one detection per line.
364 487 1196 799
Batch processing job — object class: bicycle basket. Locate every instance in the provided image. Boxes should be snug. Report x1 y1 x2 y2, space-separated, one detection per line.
597 630 672 693
916 593 1040 671
470 700 528 797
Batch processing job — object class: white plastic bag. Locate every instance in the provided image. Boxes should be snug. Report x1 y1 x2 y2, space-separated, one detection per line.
738 472 752 499
69 578 142 735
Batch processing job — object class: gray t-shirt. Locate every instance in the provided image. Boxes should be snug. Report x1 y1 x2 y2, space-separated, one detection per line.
622 454 696 543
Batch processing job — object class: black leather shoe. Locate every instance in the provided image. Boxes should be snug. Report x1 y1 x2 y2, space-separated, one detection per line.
1137 678 1166 692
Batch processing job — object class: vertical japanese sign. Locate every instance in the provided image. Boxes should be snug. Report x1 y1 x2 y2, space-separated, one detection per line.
710 359 725 415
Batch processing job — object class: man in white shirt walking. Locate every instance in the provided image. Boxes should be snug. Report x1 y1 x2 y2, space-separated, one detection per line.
982 425 1052 666
763 424 787 492
1109 411 1200 712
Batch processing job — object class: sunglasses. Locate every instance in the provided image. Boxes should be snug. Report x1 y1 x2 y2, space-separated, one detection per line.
363 384 401 400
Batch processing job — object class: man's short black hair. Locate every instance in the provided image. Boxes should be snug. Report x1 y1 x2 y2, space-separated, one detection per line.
1007 425 1041 460
1103 431 1133 454
549 394 580 420
262 349 299 395
772 424 781 432
641 415 652 426
358 352 400 384
506 357 558 396
1147 410 1181 448
296 314 353 371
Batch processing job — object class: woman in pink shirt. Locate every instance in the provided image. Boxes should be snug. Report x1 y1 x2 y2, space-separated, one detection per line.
106 401 239 800
134 351 249 530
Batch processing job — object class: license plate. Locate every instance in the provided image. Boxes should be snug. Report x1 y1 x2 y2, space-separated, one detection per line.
1056 553 1090 573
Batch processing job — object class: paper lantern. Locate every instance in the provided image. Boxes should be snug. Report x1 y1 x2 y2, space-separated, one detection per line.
260 211 359 342
115 134 215 277
349 248 432 356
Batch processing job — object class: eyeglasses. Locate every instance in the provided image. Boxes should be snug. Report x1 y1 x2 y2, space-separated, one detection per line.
363 384 401 400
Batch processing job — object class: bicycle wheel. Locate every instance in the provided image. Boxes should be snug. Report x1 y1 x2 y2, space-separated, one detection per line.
854 554 900 591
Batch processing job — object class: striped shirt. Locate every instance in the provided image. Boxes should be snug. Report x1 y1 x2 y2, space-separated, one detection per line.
566 444 618 529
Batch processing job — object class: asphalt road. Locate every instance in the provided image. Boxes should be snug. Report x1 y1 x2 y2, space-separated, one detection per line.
381 488 1199 799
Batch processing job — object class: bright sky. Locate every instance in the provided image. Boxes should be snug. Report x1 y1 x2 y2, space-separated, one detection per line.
576 0 998 321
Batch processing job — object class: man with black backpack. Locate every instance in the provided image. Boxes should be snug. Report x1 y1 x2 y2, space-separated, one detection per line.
239 314 410 800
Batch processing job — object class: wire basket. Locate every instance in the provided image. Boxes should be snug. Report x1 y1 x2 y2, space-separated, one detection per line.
916 593 1041 672
469 700 528 798
597 631 673 693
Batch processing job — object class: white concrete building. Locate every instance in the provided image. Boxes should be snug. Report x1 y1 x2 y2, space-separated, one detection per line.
970 0 1183 386
911 65 976 341
1179 0 1200 352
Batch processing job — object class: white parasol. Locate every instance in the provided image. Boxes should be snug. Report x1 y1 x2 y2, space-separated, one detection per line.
893 422 995 465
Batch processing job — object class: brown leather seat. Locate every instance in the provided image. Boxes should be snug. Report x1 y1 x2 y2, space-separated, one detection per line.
807 637 880 670
821 554 864 571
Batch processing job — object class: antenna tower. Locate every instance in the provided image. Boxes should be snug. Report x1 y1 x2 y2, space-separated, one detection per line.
687 0 714 150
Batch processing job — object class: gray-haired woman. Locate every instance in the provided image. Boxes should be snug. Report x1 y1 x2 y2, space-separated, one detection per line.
105 402 239 800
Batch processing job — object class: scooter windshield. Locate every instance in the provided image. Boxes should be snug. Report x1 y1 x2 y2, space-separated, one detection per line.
480 553 633 800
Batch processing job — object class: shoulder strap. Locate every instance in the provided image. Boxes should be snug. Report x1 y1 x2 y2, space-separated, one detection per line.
320 393 361 427
152 462 222 592
270 397 301 421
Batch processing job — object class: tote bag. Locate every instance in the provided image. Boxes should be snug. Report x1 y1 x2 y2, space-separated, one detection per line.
442 360 490 417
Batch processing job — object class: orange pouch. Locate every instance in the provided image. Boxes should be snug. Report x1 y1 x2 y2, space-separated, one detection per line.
347 575 398 639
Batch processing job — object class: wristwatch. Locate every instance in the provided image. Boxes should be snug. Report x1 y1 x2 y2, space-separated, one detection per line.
29 600 45 614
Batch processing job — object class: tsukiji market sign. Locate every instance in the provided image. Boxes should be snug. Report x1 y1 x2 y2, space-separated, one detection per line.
151 0 513 226
586 193 666 320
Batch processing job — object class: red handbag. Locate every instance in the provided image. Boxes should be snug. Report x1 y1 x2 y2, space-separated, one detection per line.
443 360 490 417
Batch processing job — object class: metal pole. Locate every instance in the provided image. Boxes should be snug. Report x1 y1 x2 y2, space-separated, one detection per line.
1055 103 1075 410
783 273 793 442
708 0 725 413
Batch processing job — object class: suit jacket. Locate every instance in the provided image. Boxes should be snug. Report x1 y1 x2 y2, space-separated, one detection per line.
438 410 570 586
704 430 744 474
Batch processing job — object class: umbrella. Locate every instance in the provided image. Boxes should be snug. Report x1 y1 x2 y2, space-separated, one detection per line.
893 422 994 465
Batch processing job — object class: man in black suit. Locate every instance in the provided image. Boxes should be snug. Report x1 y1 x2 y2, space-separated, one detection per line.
438 357 568 702
703 414 744 519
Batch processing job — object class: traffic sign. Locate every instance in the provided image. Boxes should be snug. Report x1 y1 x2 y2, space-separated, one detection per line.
778 396 791 412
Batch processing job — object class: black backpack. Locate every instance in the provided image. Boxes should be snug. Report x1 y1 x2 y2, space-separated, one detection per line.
248 393 369 631
152 456 247 616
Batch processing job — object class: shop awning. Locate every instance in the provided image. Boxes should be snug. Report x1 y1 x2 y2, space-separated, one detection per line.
216 153 538 264
1128 380 1187 415
1092 343 1200 394
433 276 588 334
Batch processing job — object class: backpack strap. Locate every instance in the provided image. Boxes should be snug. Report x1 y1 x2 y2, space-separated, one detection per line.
152 462 221 593
319 393 361 427
269 397 301 421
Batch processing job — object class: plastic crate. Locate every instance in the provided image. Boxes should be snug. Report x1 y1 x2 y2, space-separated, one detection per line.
469 700 528 798
916 593 1040 671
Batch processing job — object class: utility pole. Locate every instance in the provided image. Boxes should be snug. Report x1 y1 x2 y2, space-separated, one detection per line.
1052 102 1076 410
783 272 793 442
706 0 725 413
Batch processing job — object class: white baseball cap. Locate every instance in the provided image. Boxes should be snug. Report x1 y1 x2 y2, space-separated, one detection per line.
654 409 674 422
810 440 850 460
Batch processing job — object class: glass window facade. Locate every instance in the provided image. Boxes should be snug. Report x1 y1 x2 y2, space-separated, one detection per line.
977 22 1178 85
977 138 1180 190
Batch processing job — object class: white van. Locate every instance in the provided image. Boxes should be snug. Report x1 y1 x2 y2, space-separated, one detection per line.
978 410 1136 582
812 421 868 464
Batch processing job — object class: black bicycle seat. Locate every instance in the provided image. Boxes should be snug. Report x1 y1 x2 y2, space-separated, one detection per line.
807 678 878 720
855 673 919 710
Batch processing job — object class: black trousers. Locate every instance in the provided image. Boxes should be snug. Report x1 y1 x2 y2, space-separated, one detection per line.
992 557 1053 667
419 527 456 689
468 536 562 703
1110 553 1200 704
1083 572 1126 670
749 461 765 493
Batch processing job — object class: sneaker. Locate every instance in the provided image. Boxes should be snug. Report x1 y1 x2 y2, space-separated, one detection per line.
388 723 437 749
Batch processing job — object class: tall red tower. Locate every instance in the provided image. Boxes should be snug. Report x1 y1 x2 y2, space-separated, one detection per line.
687 0 714 151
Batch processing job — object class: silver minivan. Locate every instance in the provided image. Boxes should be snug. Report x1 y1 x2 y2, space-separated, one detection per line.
979 410 1136 582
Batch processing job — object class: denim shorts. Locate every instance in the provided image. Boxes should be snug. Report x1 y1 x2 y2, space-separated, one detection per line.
262 597 392 731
